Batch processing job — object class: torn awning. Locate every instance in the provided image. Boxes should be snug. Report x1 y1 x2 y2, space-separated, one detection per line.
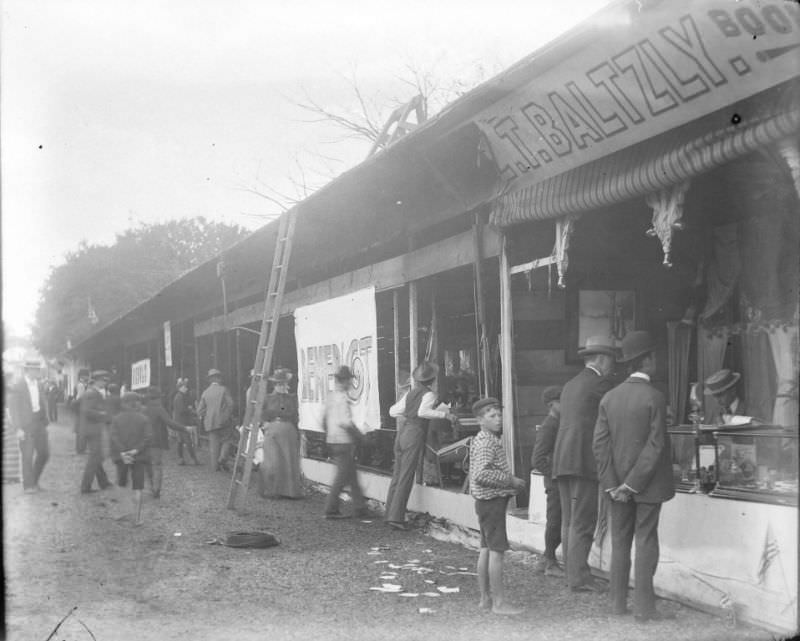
490 86 800 226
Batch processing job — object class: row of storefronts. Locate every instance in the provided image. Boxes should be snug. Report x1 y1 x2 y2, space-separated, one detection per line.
67 0 798 632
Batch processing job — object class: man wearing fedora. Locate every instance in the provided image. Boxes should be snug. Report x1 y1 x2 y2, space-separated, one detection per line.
79 370 113 494
198 368 234 472
704 369 755 425
8 361 50 493
593 330 675 621
386 361 459 530
552 336 616 592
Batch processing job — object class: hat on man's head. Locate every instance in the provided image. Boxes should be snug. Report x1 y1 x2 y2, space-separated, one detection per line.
413 361 439 384
207 368 222 379
618 331 657 363
578 336 618 358
268 368 293 383
334 365 355 382
541 386 562 405
704 369 741 396
91 369 111 380
472 396 501 417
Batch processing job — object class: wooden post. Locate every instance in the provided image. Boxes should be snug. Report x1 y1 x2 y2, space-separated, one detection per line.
499 233 516 484
193 326 201 398
393 289 400 394
473 211 491 396
409 282 418 371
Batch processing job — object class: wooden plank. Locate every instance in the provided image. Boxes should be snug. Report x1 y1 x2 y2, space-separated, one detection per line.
392 289 400 395
409 280 418 370
499 235 516 481
194 227 501 337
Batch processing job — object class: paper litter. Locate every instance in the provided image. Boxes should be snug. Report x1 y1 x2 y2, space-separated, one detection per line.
437 586 460 594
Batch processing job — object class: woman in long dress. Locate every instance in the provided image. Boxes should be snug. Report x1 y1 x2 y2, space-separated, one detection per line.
258 368 304 499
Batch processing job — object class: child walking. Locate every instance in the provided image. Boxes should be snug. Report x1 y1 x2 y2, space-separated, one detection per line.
110 392 152 526
469 397 526 615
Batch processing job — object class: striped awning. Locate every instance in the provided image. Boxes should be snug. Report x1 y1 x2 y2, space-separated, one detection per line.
490 89 800 227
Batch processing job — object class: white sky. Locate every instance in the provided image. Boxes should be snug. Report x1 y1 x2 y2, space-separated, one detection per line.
1 0 609 336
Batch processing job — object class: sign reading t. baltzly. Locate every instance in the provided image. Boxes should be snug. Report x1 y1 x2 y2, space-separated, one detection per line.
295 287 380 433
475 0 800 189
131 359 151 391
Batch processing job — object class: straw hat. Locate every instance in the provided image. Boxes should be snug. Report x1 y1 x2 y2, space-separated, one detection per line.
207 368 222 379
703 369 741 396
268 368 294 383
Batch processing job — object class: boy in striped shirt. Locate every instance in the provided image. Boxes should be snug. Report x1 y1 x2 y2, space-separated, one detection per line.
470 397 525 615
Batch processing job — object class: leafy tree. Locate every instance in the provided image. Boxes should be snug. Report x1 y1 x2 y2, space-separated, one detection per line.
33 217 248 356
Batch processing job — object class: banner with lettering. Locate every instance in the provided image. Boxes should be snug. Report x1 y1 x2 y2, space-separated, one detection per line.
295 287 380 433
475 0 800 191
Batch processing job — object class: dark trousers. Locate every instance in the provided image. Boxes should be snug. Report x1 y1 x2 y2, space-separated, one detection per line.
609 500 662 617
81 433 110 492
207 429 222 471
177 431 197 462
46 399 58 423
558 476 599 588
384 423 425 523
325 443 365 515
544 480 562 560
20 427 49 489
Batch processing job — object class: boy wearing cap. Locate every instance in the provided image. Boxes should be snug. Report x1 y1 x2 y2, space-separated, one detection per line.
531 386 564 577
110 392 152 526
593 331 675 622
470 397 525 615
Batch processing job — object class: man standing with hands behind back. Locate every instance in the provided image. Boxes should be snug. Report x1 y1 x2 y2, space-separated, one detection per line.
552 336 616 593
593 331 675 622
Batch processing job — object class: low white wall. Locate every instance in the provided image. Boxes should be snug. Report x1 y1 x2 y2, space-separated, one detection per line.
513 472 799 634
301 458 478 530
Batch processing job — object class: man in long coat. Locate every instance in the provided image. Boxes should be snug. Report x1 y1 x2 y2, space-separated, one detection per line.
551 336 616 592
593 331 675 622
79 370 113 493
197 369 233 472
8 361 50 492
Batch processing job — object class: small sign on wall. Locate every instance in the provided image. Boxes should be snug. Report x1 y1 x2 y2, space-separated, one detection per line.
131 359 151 390
164 321 173 368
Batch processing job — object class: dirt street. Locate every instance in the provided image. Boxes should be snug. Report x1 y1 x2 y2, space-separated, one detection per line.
4 415 775 641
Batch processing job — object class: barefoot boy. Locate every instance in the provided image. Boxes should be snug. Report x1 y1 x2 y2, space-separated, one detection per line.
469 397 525 615
110 392 152 526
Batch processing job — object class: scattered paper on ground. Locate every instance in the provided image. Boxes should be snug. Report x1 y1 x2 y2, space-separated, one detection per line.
418 608 436 614
437 586 460 593
399 593 419 597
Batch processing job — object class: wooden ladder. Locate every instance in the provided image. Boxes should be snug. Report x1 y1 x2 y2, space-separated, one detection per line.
226 209 297 509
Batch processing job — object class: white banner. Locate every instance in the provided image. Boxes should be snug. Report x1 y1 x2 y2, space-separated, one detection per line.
131 359 151 391
295 287 380 433
475 0 800 191
163 321 173 368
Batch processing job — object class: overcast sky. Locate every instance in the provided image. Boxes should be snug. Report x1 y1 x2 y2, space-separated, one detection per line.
1 0 609 337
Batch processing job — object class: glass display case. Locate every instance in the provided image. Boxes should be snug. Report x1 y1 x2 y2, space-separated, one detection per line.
669 427 699 493
711 426 798 506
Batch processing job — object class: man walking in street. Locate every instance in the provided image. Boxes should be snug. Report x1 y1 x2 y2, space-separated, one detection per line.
323 366 369 520
530 385 564 577
79 370 113 494
8 361 50 493
197 369 233 472
593 331 675 621
552 336 616 592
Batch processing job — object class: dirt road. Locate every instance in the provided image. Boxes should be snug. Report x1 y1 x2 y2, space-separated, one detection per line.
3 416 773 641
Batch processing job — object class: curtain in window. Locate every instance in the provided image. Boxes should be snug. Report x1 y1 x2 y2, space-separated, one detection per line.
667 321 692 425
768 325 799 427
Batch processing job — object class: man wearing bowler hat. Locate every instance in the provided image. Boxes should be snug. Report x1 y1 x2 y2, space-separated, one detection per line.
552 336 616 592
198 369 234 472
704 369 755 425
593 330 675 621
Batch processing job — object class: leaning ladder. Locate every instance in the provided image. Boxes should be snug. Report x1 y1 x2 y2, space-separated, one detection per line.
226 209 297 509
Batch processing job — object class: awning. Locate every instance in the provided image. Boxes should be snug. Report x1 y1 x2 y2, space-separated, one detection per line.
490 84 800 226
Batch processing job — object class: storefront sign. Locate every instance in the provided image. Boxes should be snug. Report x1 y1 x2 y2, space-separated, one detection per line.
475 0 799 189
131 359 151 390
295 287 380 433
163 321 173 368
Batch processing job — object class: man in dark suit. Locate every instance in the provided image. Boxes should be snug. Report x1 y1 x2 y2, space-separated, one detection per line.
8 361 50 493
593 331 675 622
552 336 616 592
79 370 113 494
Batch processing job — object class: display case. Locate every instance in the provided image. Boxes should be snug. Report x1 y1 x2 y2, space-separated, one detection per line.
669 427 699 493
711 426 798 506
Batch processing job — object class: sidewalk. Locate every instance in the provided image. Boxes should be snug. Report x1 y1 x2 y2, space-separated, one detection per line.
3 418 771 641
